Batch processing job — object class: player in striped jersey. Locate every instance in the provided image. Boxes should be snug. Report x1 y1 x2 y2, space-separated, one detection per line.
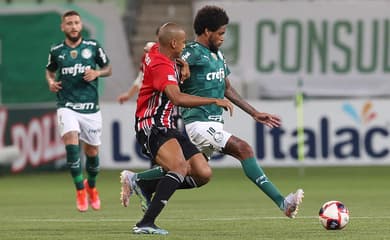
121 22 232 235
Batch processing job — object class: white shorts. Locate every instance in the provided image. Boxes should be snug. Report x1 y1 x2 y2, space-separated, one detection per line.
185 121 232 158
57 108 102 146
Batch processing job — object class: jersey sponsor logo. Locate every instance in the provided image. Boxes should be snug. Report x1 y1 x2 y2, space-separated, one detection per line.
65 102 95 110
182 51 191 60
207 115 223 121
81 48 92 59
70 50 78 59
168 75 177 82
59 53 65 60
206 68 225 81
61 64 91 76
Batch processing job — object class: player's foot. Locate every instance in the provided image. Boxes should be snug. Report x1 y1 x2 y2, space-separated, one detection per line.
120 170 151 212
76 188 88 212
84 179 101 210
283 188 304 218
133 223 168 235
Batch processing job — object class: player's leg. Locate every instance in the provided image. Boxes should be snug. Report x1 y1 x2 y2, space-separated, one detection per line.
224 135 304 218
133 128 188 234
122 131 210 207
79 111 102 210
186 121 304 218
57 108 87 212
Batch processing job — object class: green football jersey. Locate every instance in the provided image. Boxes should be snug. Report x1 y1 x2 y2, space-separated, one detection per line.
180 42 231 124
46 39 110 113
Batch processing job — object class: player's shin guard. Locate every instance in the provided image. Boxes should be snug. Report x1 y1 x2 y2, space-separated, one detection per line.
137 171 184 226
241 157 285 208
86 155 99 188
65 144 84 190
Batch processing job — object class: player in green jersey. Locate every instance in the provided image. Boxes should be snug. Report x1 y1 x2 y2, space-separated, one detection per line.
123 6 304 219
181 5 303 218
46 10 112 212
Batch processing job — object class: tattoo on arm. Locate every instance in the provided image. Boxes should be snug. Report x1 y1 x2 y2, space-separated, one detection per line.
225 79 257 116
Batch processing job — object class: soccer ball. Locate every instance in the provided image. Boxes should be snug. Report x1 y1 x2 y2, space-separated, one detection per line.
319 200 349 230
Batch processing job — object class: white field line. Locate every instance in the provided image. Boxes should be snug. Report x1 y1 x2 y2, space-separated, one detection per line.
13 216 390 222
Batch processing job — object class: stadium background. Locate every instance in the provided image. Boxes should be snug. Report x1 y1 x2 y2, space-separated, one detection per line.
1 0 390 172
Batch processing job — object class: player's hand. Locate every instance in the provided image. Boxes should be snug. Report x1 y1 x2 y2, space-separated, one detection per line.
48 80 62 92
83 69 100 82
215 99 233 116
117 92 130 104
252 112 281 128
176 58 190 82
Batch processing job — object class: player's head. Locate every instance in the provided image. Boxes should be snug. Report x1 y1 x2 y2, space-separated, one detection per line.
194 5 229 52
158 22 186 59
61 10 83 43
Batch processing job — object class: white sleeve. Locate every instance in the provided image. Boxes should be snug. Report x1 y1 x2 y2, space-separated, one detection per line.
133 71 143 87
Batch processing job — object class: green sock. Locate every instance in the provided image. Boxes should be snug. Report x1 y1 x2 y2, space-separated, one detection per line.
86 155 99 188
136 166 166 180
65 144 84 190
241 157 285 209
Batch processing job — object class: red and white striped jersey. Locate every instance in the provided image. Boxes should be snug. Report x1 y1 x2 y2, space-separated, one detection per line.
135 48 179 132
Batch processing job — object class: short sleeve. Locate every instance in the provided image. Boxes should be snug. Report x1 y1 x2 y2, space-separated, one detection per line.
95 41 110 67
46 51 58 72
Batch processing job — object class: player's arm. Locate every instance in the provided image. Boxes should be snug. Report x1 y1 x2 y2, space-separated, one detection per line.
224 77 280 127
84 64 112 82
164 84 233 116
45 69 62 92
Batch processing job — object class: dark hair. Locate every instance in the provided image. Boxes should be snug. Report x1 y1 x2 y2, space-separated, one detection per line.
193 5 229 35
62 10 80 20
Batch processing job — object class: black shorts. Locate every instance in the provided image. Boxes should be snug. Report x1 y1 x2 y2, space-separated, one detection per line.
136 126 200 165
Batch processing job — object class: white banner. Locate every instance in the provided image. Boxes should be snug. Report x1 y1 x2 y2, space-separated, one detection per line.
100 99 390 168
194 1 390 98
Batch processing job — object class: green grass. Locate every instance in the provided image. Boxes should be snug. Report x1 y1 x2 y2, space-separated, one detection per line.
0 166 389 240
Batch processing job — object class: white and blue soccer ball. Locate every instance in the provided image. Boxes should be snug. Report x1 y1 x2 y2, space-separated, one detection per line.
319 200 349 230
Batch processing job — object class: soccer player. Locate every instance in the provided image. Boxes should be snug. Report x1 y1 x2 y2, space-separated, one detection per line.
45 10 112 212
124 6 304 219
120 22 233 235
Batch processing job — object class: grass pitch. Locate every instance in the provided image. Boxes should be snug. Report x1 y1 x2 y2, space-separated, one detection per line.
0 166 389 240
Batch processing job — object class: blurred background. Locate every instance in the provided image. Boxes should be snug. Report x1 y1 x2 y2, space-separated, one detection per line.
1 0 390 174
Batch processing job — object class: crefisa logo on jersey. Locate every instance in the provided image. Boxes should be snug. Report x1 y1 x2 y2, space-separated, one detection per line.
81 49 92 59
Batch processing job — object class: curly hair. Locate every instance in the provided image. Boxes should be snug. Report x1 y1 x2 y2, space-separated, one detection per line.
193 5 229 36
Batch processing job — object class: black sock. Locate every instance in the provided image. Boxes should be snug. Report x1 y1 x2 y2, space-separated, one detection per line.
137 171 184 226
137 175 197 197
178 176 198 189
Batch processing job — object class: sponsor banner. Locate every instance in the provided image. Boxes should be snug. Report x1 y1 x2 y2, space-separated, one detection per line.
0 106 65 173
100 99 390 168
193 1 390 98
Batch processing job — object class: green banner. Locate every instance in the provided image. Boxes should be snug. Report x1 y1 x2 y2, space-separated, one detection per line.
0 12 89 104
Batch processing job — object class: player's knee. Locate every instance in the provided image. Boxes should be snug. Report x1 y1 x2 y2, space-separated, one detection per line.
236 140 254 159
171 159 189 176
196 167 212 186
84 145 99 156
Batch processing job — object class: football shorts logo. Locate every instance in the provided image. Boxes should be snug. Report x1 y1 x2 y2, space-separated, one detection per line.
81 49 92 59
213 131 224 143
70 50 78 59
